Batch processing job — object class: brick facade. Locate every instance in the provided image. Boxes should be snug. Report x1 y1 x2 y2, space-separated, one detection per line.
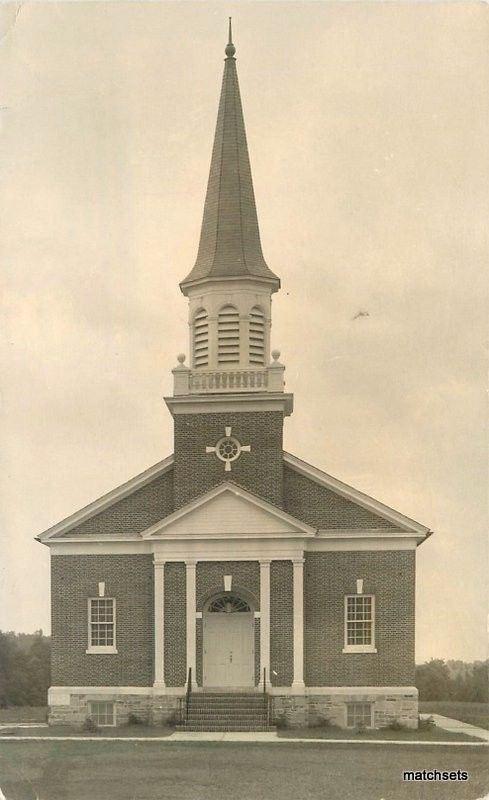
284 465 400 530
63 470 174 538
173 412 284 508
270 560 294 686
304 551 415 686
164 562 186 687
51 555 154 686
196 561 260 610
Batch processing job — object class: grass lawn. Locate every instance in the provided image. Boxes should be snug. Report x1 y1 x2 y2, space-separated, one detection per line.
277 725 484 742
0 741 487 800
419 702 489 730
0 708 47 724
0 725 174 738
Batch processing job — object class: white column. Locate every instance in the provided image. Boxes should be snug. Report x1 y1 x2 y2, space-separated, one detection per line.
260 559 271 687
292 557 305 690
153 561 165 688
186 560 197 683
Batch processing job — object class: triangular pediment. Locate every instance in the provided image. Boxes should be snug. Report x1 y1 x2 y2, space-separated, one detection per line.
142 482 316 540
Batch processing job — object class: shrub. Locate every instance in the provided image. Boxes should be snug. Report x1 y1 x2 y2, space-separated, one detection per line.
274 713 287 729
126 713 143 726
388 720 408 732
355 722 367 734
82 717 98 733
166 710 179 728
308 715 335 729
418 715 436 731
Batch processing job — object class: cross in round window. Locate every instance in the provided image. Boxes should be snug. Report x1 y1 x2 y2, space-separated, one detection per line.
205 426 252 472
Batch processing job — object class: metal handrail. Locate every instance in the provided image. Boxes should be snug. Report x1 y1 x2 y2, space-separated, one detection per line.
263 667 270 727
185 667 192 723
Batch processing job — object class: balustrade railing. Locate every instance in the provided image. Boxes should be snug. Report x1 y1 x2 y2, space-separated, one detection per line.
189 368 268 394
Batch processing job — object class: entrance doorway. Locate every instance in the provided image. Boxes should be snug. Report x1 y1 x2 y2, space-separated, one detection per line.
203 594 255 688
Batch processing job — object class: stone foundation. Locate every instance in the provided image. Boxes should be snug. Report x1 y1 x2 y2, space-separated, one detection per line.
271 689 418 730
48 688 183 728
48 687 418 730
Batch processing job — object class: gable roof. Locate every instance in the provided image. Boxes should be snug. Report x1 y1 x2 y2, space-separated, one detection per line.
283 452 431 538
141 481 316 540
37 456 174 542
36 449 431 545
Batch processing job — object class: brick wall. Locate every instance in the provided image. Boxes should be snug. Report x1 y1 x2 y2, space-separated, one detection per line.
284 465 400 530
173 411 284 508
164 562 186 687
51 555 154 686
304 551 415 686
63 470 174 538
270 561 293 686
196 561 260 610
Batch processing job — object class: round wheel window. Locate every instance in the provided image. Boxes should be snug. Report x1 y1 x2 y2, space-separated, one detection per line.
215 436 241 464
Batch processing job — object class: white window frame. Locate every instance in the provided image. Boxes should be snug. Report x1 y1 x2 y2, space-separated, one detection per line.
86 597 118 654
342 594 377 653
88 700 116 727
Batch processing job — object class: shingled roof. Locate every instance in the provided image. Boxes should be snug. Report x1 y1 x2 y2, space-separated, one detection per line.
180 22 279 292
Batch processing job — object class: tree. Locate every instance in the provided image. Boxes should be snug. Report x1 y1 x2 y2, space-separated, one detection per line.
415 659 452 700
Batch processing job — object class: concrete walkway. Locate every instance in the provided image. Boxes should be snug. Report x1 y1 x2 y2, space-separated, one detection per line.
0 733 486 746
420 713 489 742
170 731 278 742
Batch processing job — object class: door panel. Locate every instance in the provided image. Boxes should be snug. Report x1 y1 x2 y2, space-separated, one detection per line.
203 612 254 687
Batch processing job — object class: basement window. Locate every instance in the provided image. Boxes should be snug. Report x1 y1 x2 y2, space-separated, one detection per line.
346 702 372 729
89 701 115 727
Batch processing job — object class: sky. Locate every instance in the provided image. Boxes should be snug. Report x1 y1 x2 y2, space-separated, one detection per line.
0 1 487 663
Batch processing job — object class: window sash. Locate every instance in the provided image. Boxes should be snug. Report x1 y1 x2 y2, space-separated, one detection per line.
344 595 374 647
88 598 116 649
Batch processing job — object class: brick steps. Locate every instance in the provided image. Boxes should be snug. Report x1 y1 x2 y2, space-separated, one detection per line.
179 692 272 732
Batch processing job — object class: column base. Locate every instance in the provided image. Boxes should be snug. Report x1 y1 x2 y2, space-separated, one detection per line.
153 681 166 690
291 680 306 693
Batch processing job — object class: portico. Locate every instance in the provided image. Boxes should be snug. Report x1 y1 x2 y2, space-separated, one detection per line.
148 482 312 692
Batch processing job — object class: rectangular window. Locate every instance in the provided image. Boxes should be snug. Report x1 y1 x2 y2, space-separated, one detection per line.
87 598 117 653
346 702 372 728
343 595 376 653
89 701 115 726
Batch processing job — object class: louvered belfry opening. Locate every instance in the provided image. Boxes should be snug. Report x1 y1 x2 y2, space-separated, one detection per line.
249 306 265 366
193 308 209 368
217 305 240 365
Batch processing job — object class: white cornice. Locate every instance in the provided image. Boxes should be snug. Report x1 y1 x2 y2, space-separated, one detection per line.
36 455 174 544
284 452 432 541
164 393 294 416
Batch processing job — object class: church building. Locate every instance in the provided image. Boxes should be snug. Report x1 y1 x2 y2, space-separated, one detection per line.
38 25 431 730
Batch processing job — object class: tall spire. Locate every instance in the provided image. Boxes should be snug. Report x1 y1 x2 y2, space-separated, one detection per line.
180 22 279 293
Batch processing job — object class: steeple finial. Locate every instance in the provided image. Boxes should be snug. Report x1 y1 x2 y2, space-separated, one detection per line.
225 17 236 58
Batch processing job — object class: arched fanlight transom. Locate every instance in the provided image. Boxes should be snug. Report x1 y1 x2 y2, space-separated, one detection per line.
208 594 251 613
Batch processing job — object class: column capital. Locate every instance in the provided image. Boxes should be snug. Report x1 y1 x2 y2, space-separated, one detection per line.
153 560 166 569
292 557 305 566
259 558 271 567
185 559 197 568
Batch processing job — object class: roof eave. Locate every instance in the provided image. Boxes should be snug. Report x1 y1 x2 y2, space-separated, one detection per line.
180 272 280 296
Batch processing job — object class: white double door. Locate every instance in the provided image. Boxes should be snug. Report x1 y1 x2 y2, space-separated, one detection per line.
203 612 254 687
